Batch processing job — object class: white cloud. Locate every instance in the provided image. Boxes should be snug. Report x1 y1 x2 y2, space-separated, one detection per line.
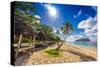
74 10 82 19
78 17 94 29
93 15 97 22
84 23 97 34
78 16 97 34
77 16 97 42
34 15 41 19
65 35 83 42
91 23 97 31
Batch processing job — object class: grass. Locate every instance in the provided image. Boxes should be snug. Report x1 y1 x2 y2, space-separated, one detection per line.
45 48 62 57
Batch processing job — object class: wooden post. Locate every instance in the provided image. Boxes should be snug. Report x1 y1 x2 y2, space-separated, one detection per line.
15 34 23 59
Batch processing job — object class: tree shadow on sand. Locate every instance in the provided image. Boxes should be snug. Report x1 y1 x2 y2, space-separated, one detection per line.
14 43 52 65
61 49 96 61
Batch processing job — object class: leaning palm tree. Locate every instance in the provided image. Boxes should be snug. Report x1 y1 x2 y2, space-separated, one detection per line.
56 21 74 50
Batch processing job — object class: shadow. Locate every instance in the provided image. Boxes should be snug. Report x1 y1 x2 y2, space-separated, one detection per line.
16 44 48 57
15 44 48 65
67 50 96 61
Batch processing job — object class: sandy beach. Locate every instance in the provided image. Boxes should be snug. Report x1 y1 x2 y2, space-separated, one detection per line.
15 42 97 65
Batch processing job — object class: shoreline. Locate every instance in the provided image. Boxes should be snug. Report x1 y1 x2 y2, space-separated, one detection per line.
64 42 97 51
25 42 97 65
63 42 97 59
15 42 97 65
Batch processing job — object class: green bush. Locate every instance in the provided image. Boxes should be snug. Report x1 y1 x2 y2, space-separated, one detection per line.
45 49 62 57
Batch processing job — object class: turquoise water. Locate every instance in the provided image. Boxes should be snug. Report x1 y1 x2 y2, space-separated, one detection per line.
71 41 97 49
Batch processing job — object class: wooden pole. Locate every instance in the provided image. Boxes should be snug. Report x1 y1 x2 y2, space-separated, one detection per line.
15 34 23 59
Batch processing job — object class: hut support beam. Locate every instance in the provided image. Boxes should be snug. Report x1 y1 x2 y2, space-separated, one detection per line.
15 34 23 59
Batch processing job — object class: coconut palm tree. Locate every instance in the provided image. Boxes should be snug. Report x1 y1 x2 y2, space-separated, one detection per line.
35 24 54 44
14 2 36 58
56 21 74 50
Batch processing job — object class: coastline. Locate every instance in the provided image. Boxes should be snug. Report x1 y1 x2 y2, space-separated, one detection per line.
63 42 97 59
24 42 97 65
65 42 97 51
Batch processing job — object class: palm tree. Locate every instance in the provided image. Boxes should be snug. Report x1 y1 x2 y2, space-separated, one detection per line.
55 30 60 46
56 21 74 50
14 2 36 58
36 24 53 44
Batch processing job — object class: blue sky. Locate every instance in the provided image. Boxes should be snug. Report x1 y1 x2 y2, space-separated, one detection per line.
31 2 97 42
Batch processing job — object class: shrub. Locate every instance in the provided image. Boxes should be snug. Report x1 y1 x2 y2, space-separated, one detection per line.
45 49 62 57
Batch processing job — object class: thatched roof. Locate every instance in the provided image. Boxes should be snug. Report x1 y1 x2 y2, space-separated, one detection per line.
14 15 37 37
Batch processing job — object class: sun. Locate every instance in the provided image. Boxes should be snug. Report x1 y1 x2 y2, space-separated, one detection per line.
45 4 57 17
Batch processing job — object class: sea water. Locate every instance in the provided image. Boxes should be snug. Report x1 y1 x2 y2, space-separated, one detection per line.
71 41 97 49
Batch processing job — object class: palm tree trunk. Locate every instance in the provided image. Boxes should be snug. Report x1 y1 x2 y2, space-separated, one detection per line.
56 41 60 46
15 34 23 59
56 34 67 50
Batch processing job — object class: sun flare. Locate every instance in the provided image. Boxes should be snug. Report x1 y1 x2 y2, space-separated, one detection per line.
45 4 57 17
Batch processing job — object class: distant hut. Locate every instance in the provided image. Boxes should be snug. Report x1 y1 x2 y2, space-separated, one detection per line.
38 31 48 40
34 30 49 47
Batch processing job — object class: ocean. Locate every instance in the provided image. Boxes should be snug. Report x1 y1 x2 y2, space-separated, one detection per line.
71 41 97 49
